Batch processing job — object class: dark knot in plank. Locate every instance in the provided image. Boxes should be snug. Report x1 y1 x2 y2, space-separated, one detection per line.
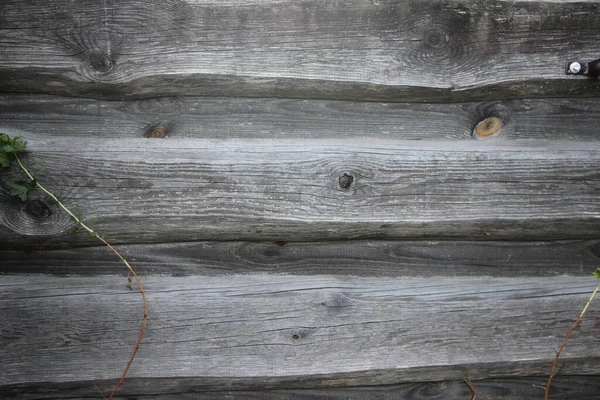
338 173 354 189
25 199 51 221
423 28 449 49
89 51 113 74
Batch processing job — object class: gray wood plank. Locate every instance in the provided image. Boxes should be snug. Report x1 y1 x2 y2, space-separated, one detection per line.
1 0 600 101
1 274 599 397
1 240 599 278
6 377 600 399
3 94 600 141
1 138 599 246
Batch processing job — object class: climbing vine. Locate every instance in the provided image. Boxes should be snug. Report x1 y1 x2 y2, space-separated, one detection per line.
545 269 600 400
0 133 146 399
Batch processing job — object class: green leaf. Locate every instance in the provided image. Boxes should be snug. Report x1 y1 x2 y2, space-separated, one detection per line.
0 133 10 144
13 140 27 151
0 153 11 168
2 177 37 202
594 268 600 280
13 189 28 201
2 145 15 153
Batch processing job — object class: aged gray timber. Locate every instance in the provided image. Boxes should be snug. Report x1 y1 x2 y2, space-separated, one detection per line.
3 94 600 141
1 240 599 278
6 377 600 399
1 137 599 247
1 274 599 397
1 0 600 101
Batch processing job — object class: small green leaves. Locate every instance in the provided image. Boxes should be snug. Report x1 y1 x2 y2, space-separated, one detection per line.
594 268 600 280
1 133 33 200
0 152 11 168
2 176 36 201
0 133 27 169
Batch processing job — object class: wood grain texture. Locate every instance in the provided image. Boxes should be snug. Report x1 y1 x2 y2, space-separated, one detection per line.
3 94 600 141
1 137 599 246
1 274 600 397
1 240 599 278
5 376 600 399
1 0 600 101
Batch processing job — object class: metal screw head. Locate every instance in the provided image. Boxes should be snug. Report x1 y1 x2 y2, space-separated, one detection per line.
569 62 582 74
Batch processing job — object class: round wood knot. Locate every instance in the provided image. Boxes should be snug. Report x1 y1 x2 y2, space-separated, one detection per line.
423 28 449 49
89 52 113 73
399 10 496 73
145 125 167 139
473 117 503 138
339 173 354 189
25 200 51 221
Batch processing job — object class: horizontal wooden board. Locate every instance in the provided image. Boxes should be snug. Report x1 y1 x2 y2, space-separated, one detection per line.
1 274 599 397
3 94 600 141
1 0 600 101
5 377 600 399
1 138 599 246
1 240 599 278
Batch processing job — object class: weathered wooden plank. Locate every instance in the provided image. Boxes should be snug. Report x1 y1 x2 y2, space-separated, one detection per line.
5 376 600 399
1 240 599 278
3 94 600 141
1 274 599 397
1 138 599 246
1 0 600 101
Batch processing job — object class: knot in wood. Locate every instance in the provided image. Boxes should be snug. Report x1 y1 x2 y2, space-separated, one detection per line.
25 200 51 221
338 173 354 189
473 117 503 138
89 52 113 73
424 28 448 49
145 125 167 139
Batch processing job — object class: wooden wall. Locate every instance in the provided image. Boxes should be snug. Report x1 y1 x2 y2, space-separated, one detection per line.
1 0 600 398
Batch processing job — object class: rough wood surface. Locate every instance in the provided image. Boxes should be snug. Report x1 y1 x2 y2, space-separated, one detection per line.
3 94 600 141
1 138 599 246
1 0 600 101
5 377 600 399
1 274 599 397
1 240 599 278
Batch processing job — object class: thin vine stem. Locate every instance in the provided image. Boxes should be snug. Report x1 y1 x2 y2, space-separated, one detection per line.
16 154 148 400
544 284 600 400
464 378 477 400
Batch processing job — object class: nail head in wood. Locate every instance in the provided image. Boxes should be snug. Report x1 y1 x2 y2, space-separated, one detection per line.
569 62 582 74
566 58 600 77
145 125 167 139
339 173 354 189
25 199 51 221
473 117 503 138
